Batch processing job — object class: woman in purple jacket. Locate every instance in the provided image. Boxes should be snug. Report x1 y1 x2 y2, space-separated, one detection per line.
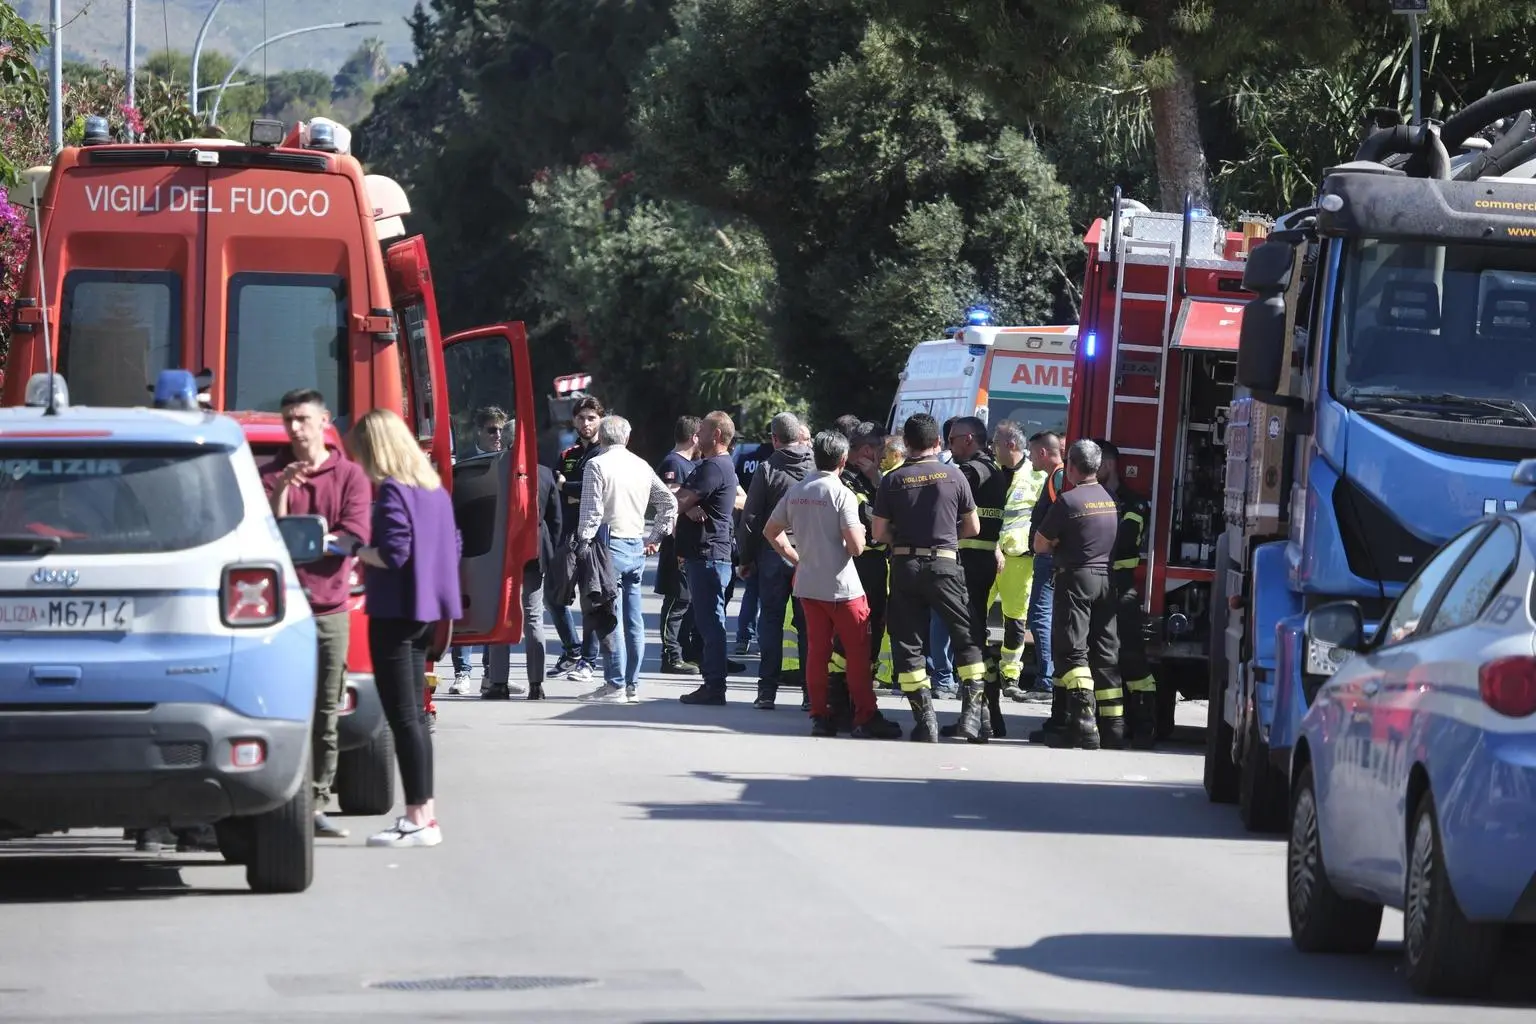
346 409 463 849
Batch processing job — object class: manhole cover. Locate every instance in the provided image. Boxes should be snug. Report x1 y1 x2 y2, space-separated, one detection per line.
369 975 597 993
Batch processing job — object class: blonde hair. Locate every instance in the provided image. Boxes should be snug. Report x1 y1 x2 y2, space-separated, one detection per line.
349 409 442 490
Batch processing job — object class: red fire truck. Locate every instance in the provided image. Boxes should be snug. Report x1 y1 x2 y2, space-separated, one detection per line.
5 115 540 800
1066 192 1268 733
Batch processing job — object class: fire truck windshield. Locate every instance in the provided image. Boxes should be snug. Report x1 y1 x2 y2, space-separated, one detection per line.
226 272 346 417
1333 238 1536 424
59 270 180 408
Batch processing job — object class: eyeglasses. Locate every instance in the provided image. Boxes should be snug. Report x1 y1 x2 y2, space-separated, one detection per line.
481 425 507 435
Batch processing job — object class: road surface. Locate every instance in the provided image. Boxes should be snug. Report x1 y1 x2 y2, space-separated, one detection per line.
1 572 1531 1023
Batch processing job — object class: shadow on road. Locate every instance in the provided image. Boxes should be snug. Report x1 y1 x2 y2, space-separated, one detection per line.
982 932 1536 1005
632 770 1271 841
0 837 234 903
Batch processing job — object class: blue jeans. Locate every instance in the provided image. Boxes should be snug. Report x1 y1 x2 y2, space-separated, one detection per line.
1028 552 1055 690
927 609 955 692
549 600 600 664
735 571 759 645
687 558 732 689
602 536 647 689
451 645 483 674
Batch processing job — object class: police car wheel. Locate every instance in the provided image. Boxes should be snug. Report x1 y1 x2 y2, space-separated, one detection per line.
245 777 315 894
335 727 396 816
1403 791 1502 997
1287 765 1382 955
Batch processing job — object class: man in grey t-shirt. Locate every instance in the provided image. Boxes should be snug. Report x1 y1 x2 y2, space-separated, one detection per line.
764 431 903 740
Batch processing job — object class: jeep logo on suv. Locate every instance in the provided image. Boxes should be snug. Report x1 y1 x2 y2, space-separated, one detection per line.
30 568 80 588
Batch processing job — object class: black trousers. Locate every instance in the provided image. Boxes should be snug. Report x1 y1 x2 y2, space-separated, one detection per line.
1051 567 1122 716
958 548 998 657
1111 569 1156 694
369 617 435 806
837 553 888 674
659 558 702 664
886 553 985 692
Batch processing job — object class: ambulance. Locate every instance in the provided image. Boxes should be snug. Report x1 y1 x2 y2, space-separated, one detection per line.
888 325 1078 435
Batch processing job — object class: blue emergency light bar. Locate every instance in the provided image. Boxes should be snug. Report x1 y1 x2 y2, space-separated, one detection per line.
153 370 200 411
966 306 993 326
1085 331 1097 357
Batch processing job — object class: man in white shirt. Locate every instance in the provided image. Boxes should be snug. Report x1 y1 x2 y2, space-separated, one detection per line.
762 431 903 740
577 415 679 703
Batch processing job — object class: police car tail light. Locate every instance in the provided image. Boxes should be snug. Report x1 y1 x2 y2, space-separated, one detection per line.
222 566 283 627
1479 655 1536 718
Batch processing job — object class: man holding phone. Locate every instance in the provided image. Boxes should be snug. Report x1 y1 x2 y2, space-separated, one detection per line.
262 387 372 839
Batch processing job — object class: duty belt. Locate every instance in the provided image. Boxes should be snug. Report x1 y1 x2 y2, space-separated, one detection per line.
891 546 957 559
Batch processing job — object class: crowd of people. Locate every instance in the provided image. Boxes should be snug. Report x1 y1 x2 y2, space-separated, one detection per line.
235 388 1161 854
439 395 1163 753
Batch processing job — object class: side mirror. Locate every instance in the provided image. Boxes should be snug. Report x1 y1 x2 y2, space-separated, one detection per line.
1304 601 1364 676
277 514 327 566
1237 294 1287 393
1242 238 1298 294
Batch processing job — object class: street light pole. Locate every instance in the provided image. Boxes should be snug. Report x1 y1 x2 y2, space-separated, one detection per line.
208 21 381 126
126 0 138 113
48 0 62 152
190 0 228 118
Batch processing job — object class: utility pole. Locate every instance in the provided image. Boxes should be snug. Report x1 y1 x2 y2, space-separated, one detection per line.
48 0 63 152
126 0 138 115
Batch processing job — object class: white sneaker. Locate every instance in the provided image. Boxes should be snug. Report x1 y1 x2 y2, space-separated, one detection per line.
625 689 640 704
579 683 624 703
448 672 471 696
366 817 442 848
569 662 594 683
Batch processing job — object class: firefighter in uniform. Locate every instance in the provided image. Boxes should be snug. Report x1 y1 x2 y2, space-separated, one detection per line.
940 416 1010 741
872 413 988 742
552 395 606 673
991 422 1046 702
1097 440 1157 749
825 424 890 732
1032 439 1122 750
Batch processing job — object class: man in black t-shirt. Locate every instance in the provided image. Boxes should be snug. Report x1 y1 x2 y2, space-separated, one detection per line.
1033 439 1122 750
656 415 703 673
676 410 741 705
871 413 988 742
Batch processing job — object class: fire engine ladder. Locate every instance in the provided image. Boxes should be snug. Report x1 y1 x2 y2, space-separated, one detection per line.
1103 236 1178 614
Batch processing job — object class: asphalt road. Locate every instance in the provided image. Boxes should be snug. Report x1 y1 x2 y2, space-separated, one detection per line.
2 574 1532 1023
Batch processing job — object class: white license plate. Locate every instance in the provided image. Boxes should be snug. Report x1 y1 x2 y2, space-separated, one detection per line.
0 597 134 632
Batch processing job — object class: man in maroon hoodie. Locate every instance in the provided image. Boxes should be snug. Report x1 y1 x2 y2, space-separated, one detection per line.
261 388 373 839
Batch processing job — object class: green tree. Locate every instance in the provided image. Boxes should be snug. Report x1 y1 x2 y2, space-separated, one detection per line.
526 164 792 444
869 0 1536 211
633 2 1079 417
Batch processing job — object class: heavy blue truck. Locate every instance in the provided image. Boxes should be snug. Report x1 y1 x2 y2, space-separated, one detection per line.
1204 82 1536 829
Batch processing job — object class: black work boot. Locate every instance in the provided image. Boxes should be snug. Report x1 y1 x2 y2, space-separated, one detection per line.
938 680 971 738
827 673 854 734
753 681 777 710
972 691 993 744
1028 688 1067 744
985 677 1007 739
526 682 545 701
810 715 839 737
908 688 939 742
851 710 904 740
1098 712 1128 750
1047 688 1102 750
941 677 985 741
1128 691 1158 749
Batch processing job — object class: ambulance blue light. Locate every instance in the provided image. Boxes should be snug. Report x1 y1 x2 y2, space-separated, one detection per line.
966 306 993 326
153 370 200 411
1085 331 1097 357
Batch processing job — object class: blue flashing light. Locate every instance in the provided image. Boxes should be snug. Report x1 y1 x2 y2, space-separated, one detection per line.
966 305 993 326
1085 331 1097 357
153 369 200 411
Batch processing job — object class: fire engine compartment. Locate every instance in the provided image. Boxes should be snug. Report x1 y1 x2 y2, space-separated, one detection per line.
1169 350 1235 571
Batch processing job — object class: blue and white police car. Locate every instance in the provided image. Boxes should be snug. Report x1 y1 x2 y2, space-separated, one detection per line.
1286 458 1536 997
0 371 326 893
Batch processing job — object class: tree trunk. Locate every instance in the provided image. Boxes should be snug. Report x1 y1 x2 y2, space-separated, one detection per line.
1148 63 1210 213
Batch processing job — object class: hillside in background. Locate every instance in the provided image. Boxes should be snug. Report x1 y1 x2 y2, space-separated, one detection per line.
16 0 417 73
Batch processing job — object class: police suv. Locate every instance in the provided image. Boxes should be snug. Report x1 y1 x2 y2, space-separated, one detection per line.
0 370 326 893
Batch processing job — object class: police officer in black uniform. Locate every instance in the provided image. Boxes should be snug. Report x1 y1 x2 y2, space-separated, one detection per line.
941 416 1011 741
1032 439 1121 750
872 413 989 742
1097 440 1157 749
